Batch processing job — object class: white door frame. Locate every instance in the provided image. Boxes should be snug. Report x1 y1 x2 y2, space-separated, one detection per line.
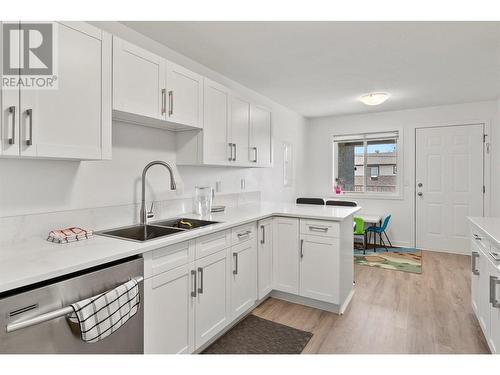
413 121 491 251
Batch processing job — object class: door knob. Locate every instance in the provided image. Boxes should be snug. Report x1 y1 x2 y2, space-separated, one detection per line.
417 192 423 196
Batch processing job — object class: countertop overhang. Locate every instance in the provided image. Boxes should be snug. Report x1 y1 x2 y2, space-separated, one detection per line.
0 202 360 294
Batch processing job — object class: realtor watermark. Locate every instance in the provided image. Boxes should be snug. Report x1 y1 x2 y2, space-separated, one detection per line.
2 22 58 89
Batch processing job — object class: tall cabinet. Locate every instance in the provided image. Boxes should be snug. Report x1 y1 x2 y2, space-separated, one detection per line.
1 22 112 160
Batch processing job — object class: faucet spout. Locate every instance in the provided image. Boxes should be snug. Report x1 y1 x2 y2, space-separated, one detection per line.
140 161 177 225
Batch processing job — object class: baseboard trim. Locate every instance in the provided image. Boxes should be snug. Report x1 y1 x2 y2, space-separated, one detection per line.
339 289 355 315
270 290 345 314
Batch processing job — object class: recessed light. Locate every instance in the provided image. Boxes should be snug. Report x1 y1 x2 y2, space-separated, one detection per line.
359 92 390 106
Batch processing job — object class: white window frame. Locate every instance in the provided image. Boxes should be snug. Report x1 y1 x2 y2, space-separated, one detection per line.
332 130 403 200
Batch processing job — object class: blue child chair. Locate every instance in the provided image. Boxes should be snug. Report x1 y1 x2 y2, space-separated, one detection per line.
366 215 392 251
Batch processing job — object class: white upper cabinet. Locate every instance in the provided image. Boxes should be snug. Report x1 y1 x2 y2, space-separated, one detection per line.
249 104 272 167
177 78 231 166
1 22 112 160
113 37 165 121
165 62 203 129
113 37 203 130
228 94 250 165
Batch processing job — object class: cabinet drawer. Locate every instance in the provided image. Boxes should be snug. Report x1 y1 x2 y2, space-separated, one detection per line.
300 219 339 238
144 240 195 278
195 230 231 259
231 223 257 245
471 224 491 254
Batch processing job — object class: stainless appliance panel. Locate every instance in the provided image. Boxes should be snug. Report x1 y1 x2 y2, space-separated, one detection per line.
0 257 144 354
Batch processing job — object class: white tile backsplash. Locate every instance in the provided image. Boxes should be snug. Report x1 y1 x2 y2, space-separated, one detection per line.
0 191 260 247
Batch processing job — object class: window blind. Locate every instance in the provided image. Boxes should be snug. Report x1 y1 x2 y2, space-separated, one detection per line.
333 131 399 143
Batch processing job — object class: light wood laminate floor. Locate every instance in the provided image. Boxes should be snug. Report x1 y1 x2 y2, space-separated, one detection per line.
252 250 490 354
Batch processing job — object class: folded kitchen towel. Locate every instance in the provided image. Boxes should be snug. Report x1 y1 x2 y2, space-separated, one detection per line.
47 227 93 244
67 279 141 343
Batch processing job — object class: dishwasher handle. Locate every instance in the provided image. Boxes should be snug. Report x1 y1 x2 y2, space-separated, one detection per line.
5 276 144 333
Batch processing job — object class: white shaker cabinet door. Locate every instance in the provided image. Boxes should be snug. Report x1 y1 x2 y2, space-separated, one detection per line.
194 249 230 349
203 78 230 165
257 218 273 299
144 264 194 354
113 37 165 121
165 62 203 129
299 234 339 304
229 94 250 165
272 217 299 294
249 104 272 167
230 240 257 320
489 261 500 354
20 22 111 160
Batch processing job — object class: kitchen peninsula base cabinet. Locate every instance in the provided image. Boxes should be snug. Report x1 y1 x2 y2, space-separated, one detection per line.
143 211 356 353
272 216 354 314
469 218 500 354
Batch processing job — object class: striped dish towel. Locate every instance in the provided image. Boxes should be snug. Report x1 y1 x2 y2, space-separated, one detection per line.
67 279 140 343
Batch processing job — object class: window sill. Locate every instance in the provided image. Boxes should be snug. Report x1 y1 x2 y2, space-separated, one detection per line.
331 192 404 201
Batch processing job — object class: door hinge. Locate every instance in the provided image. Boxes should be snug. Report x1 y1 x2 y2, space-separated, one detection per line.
483 185 486 194
483 134 487 142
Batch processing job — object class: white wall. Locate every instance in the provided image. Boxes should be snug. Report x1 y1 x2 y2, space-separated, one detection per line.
303 101 499 247
0 22 306 218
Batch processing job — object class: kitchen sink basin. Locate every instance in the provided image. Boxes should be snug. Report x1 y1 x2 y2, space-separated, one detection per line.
98 224 185 242
152 218 220 230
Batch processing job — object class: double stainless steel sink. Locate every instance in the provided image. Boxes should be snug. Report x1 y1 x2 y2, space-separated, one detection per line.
98 218 220 242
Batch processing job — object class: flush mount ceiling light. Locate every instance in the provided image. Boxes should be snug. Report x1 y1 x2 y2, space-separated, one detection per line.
359 92 390 106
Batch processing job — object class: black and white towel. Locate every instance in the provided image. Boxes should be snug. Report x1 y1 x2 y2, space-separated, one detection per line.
68 279 140 343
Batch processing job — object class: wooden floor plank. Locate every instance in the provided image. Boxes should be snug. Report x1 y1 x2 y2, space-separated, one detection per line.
252 250 490 354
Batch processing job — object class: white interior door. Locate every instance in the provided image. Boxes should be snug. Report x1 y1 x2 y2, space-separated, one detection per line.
416 124 484 253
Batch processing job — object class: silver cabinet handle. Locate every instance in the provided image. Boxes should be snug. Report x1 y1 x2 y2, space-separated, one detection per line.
233 143 237 161
233 252 238 275
260 225 265 244
237 230 251 240
161 89 166 115
471 251 480 275
490 276 500 308
250 147 258 162
168 90 173 116
26 109 33 146
197 267 204 294
191 269 197 297
228 143 233 161
300 239 304 259
8 106 16 145
6 276 144 333
254 147 258 162
490 251 500 261
309 226 328 233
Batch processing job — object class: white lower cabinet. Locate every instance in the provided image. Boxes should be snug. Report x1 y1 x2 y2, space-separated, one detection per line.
194 249 230 349
488 260 500 354
257 218 273 299
471 242 490 336
272 217 300 294
144 264 194 354
230 238 257 319
299 234 339 304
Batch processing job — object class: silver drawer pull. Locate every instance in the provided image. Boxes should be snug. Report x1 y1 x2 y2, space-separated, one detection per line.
6 276 144 333
237 230 251 239
197 267 204 294
8 106 16 145
191 270 197 297
471 251 480 275
309 226 328 233
233 252 238 275
490 276 500 308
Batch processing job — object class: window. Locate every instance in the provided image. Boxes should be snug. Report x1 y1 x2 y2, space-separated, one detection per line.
333 131 400 195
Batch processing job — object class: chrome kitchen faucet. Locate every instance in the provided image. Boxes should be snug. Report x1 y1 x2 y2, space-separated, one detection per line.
140 161 177 225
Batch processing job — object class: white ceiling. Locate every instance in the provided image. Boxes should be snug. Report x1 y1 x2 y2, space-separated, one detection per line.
123 21 500 118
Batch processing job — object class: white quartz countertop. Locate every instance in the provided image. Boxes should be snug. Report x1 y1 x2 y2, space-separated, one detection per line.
0 202 360 294
468 216 500 247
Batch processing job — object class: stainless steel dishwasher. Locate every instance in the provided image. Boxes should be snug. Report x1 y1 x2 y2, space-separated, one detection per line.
0 256 144 354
